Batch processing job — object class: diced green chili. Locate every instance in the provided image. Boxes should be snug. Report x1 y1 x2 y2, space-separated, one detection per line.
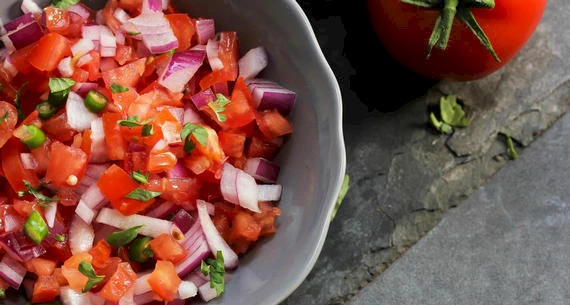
20 125 46 150
36 101 58 120
84 90 108 113
128 236 154 263
24 210 49 244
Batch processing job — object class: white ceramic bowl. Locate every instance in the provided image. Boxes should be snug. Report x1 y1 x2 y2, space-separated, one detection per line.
1 1 346 304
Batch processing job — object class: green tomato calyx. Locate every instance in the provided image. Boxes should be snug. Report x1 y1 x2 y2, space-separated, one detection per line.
401 0 500 62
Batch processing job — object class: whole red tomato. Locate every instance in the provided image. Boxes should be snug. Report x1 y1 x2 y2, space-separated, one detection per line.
366 0 548 81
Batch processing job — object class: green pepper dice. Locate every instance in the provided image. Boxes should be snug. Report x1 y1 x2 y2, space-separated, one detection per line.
24 210 49 244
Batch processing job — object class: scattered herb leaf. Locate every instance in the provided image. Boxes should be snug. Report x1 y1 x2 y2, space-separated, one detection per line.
78 261 105 292
48 78 76 107
124 188 162 201
208 94 231 122
117 116 154 128
106 225 143 247
181 123 208 153
51 0 80 10
440 95 471 127
429 112 453 134
142 124 153 137
14 82 29 121
201 250 225 295
18 180 58 203
331 174 350 221
54 234 66 242
131 171 149 184
501 132 519 160
109 83 129 93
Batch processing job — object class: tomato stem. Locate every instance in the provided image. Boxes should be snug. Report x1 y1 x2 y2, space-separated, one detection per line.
402 0 500 62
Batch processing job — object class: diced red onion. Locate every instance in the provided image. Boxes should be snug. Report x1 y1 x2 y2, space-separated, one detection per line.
249 81 297 115
183 103 205 124
0 254 27 288
166 160 191 179
44 202 57 228
238 46 268 80
190 88 215 110
2 19 44 51
184 270 208 287
93 223 118 244
134 271 152 295
162 121 182 145
21 0 42 15
99 57 118 72
58 57 75 78
195 19 215 45
67 3 92 20
82 24 101 42
177 281 198 299
220 162 239 205
72 38 96 56
198 281 218 302
257 184 283 202
142 0 163 13
69 214 94 254
0 230 46 262
165 106 184 123
2 13 34 33
76 52 93 67
171 209 195 234
79 184 107 210
212 81 229 97
23 278 34 300
89 117 109 163
144 201 177 219
118 287 136 305
66 91 98 131
133 291 159 305
236 170 260 213
89 291 106 305
95 9 105 25
20 152 38 170
113 8 130 24
174 232 209 277
197 200 238 269
159 50 205 92
72 82 98 98
3 55 19 79
75 200 96 224
206 39 222 70
96 207 183 239
2 211 24 233
100 26 117 57
60 286 95 305
244 157 280 183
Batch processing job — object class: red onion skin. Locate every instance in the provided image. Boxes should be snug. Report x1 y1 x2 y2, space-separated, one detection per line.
6 20 44 50
3 12 34 32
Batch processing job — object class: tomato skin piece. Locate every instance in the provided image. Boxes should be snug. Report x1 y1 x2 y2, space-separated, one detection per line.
45 141 88 188
0 101 19 149
29 32 71 72
365 0 548 81
1 137 40 192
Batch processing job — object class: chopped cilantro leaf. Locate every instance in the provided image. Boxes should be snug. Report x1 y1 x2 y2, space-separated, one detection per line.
208 94 231 122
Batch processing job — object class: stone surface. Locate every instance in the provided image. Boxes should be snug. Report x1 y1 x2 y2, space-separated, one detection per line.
282 0 570 304
347 106 570 305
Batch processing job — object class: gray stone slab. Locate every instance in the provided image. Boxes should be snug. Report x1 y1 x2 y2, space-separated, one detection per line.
347 111 570 305
283 0 570 304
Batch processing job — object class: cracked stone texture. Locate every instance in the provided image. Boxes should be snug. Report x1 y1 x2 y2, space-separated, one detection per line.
282 1 570 305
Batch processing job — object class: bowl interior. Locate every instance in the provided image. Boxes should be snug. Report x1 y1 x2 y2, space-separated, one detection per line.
0 1 346 304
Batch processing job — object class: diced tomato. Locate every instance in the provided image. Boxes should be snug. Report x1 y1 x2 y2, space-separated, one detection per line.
52 268 69 286
8 42 38 75
78 50 101 82
122 151 148 173
114 45 134 65
99 262 138 304
88 239 112 270
25 257 57 276
147 260 182 302
111 197 156 216
219 131 246 158
12 199 43 219
199 32 239 90
61 252 92 291
42 235 73 263
31 274 60 303
45 141 88 188
102 112 128 160
245 136 280 160
111 85 139 113
0 101 19 149
29 138 52 175
230 210 261 242
96 164 139 201
139 80 184 108
43 6 71 35
256 109 294 140
254 201 282 236
102 57 146 88
146 177 202 210
214 77 256 130
149 233 187 264
80 129 92 158
72 68 90 83
42 109 78 143
29 32 71 72
166 14 196 51
1 138 40 192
